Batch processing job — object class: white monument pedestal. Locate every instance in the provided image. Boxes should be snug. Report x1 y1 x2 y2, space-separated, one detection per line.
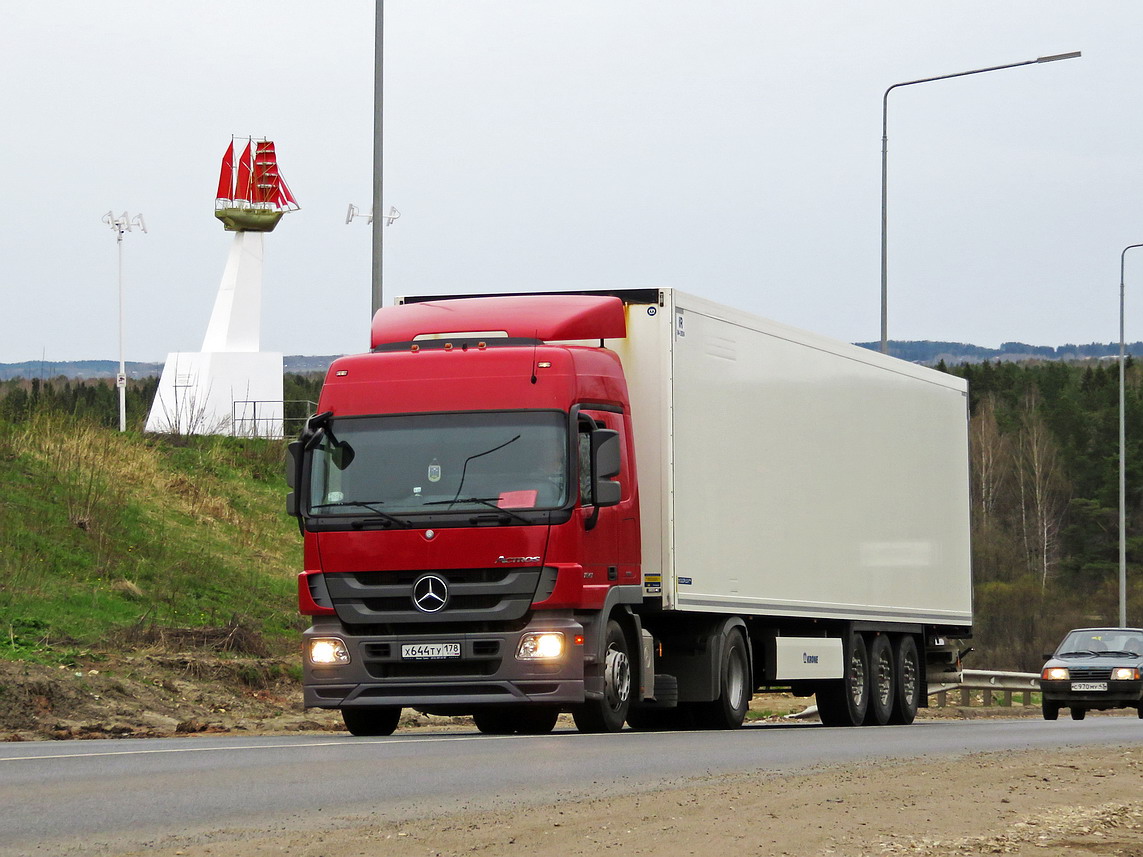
146 231 286 438
145 350 284 437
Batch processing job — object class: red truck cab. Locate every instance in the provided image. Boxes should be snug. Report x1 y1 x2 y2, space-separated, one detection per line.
288 294 642 735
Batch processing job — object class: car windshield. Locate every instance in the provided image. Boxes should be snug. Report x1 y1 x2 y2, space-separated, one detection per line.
307 411 569 516
1056 629 1143 657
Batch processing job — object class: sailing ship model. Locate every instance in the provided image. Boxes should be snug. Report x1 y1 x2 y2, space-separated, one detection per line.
214 139 299 233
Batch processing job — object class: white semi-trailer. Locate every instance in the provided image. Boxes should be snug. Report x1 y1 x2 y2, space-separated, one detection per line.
292 288 972 734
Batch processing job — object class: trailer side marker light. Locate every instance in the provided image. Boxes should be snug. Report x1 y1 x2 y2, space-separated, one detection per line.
411 344 420 352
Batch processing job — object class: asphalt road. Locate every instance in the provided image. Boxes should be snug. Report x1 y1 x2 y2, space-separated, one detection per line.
3 718 1141 856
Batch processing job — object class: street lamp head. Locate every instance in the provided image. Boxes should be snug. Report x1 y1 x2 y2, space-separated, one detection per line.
1036 51 1081 63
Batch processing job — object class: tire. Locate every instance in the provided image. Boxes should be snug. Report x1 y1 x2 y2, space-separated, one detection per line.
864 634 894 726
888 635 921 725
342 706 401 736
572 620 632 733
474 706 560 735
694 628 751 730
816 633 870 727
1042 699 1060 720
1137 705 1143 719
1070 706 1086 721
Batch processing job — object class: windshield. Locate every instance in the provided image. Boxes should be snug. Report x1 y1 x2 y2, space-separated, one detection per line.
307 411 569 517
1056 629 1143 657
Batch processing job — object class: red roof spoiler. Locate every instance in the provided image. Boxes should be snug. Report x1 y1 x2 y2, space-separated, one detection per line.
370 294 627 349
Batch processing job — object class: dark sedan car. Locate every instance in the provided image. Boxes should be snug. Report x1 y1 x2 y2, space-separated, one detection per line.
1039 627 1143 720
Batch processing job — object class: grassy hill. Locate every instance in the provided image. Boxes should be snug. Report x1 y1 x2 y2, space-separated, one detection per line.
0 410 302 667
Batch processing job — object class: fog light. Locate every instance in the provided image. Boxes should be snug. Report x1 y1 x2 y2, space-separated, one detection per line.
1112 667 1140 681
1042 667 1069 681
309 637 350 665
517 632 565 660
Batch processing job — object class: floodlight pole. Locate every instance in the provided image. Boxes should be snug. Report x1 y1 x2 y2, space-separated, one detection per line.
1121 243 1143 627
102 211 147 432
880 51 1081 354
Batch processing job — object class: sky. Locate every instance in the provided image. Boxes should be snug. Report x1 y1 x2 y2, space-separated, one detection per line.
2 2 1141 363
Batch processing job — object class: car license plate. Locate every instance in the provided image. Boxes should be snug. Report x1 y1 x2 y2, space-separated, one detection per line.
1070 681 1108 692
401 642 461 660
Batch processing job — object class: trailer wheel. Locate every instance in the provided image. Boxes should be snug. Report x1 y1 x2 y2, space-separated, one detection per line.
888 635 921 725
1042 699 1060 720
816 633 869 727
865 634 894 726
573 620 632 733
694 628 751 730
342 706 401 736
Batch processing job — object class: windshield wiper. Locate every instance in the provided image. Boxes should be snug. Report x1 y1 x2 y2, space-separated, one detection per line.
424 496 532 525
1098 650 1140 657
310 500 408 528
1057 650 1104 657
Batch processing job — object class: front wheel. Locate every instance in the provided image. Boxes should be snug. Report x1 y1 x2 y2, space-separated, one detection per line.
342 706 401 736
1042 699 1059 720
572 620 632 733
1070 706 1086 721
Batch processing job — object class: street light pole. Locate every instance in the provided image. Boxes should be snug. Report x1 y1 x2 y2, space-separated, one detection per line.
372 0 384 318
102 211 147 432
1121 243 1143 627
879 51 1081 354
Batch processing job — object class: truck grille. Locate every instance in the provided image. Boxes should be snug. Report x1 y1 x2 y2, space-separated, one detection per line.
324 566 549 627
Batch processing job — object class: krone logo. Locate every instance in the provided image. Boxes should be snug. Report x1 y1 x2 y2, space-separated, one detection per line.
412 574 449 613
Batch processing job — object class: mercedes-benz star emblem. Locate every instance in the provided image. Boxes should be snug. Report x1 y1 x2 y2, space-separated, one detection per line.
412 574 449 613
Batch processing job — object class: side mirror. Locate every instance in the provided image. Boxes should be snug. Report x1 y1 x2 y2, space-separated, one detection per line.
286 440 303 521
591 429 621 508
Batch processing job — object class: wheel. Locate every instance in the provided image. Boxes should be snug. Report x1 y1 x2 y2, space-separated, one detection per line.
864 634 894 726
694 628 751 730
1137 705 1143 719
1070 706 1086 721
473 706 560 735
816 633 869 727
342 706 401 736
1042 699 1060 720
888 635 921 725
572 620 632 733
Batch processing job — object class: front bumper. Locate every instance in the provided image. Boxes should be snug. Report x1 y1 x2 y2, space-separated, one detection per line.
1040 679 1143 709
303 616 586 711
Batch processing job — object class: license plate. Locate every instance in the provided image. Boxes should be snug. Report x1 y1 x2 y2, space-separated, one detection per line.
401 642 461 660
1071 681 1108 692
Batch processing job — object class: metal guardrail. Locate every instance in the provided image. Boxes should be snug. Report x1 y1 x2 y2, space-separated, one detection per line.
929 669 1041 708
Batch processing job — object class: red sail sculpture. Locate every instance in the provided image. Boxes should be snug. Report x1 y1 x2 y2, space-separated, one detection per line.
214 137 299 232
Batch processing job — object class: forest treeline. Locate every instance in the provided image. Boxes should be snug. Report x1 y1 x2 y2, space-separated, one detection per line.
1 365 1140 672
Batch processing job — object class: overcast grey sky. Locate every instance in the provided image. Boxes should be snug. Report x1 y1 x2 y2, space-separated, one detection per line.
1 2 1138 363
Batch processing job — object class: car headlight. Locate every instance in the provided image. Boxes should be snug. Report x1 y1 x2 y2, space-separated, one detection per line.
517 631 565 660
1042 667 1069 681
1112 667 1140 681
309 637 351 665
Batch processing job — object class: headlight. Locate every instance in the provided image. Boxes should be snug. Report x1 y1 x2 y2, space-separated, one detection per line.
309 637 351 665
1042 667 1069 681
517 631 565 660
1112 667 1140 681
